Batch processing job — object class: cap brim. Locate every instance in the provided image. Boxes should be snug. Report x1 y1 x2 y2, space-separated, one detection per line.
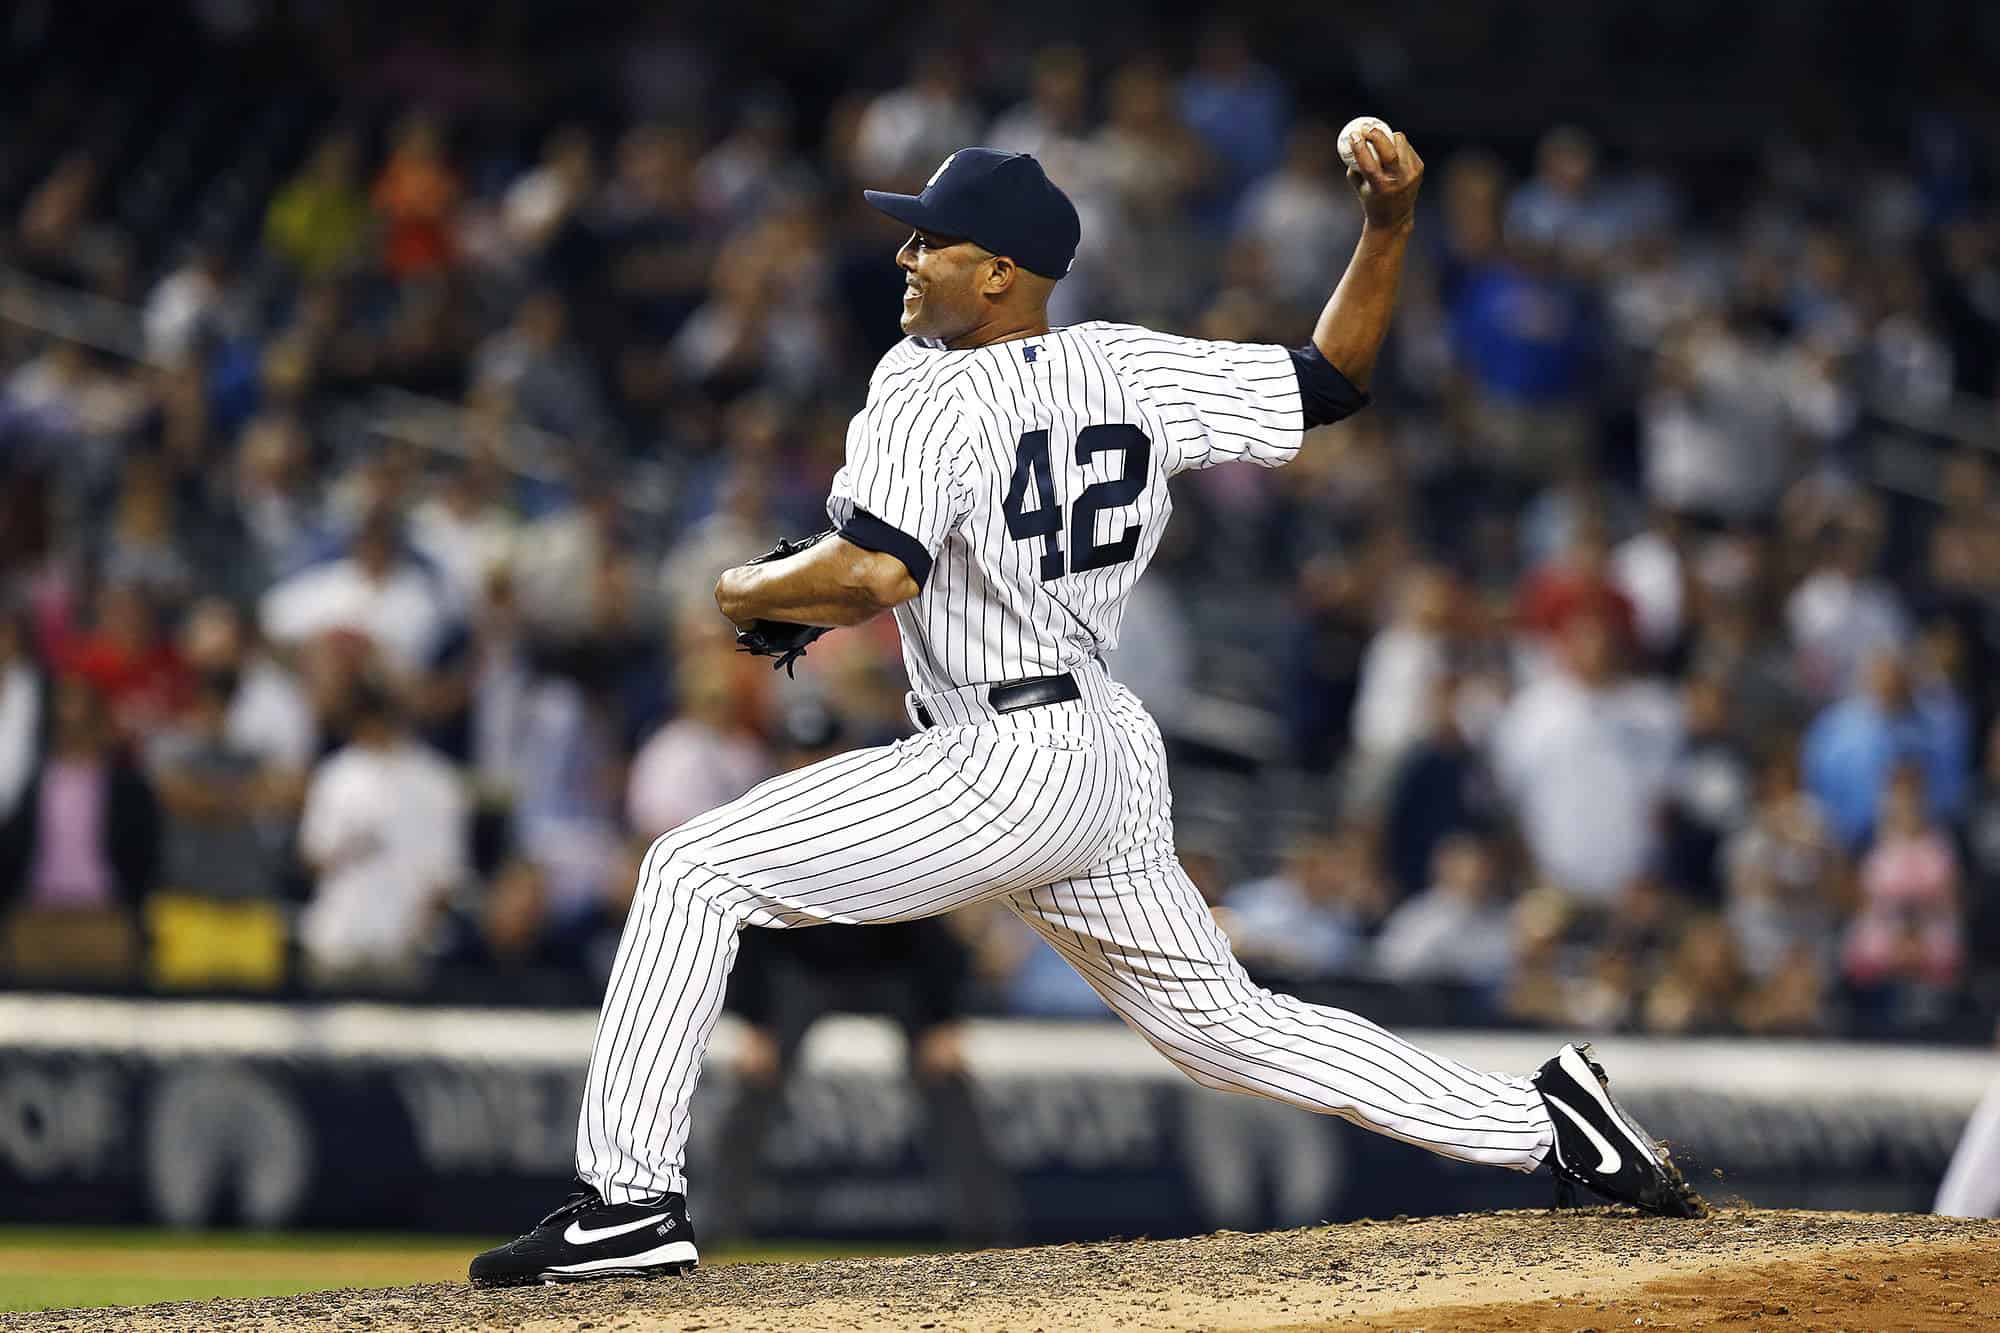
863 190 946 234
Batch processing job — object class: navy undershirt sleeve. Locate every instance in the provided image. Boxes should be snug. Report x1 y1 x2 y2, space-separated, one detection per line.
1287 343 1372 427
837 506 935 590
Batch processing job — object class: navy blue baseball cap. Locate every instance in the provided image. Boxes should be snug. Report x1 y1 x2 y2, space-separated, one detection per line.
864 148 1081 281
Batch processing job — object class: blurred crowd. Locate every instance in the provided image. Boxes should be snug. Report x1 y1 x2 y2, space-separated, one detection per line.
2 6 1999 1039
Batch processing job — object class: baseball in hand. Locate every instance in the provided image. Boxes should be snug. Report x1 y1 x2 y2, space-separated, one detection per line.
1338 116 1394 171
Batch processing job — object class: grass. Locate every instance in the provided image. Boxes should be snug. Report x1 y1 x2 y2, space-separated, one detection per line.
0 1227 914 1314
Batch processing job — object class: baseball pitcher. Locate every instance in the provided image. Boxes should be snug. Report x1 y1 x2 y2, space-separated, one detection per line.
473 128 1703 1287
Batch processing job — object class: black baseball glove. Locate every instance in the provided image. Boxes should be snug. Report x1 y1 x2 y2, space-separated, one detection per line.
731 529 835 677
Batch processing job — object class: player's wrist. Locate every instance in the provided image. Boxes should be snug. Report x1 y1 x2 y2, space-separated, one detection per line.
1361 214 1417 241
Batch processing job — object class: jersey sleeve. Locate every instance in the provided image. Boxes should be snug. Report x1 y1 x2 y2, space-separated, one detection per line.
1101 326 1310 474
825 361 972 590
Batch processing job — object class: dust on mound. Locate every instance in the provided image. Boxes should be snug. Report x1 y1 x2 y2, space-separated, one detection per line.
8 1209 1999 1333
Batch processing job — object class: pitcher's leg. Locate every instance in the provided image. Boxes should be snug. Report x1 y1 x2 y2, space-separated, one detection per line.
1936 1074 2000 1218
578 853 743 1201
578 724 1118 1204
1010 860 1552 1170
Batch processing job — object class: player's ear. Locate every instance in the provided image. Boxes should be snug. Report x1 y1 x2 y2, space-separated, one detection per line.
982 254 1017 297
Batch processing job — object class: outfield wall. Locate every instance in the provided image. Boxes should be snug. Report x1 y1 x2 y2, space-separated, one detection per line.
0 996 1991 1239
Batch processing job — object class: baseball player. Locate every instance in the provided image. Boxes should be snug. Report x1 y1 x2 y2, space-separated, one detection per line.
1935 1055 2000 1218
472 129 1703 1287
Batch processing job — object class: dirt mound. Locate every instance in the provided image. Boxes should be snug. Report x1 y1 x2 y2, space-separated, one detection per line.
9 1209 2000 1332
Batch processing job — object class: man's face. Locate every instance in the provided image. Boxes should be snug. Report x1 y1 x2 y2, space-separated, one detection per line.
896 229 991 341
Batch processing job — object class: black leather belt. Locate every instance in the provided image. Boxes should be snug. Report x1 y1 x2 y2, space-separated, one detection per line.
912 672 1081 730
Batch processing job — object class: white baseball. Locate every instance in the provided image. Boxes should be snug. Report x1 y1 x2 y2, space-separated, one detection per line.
1338 116 1394 171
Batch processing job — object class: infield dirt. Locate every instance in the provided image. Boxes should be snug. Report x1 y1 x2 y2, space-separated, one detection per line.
5 1207 1998 1332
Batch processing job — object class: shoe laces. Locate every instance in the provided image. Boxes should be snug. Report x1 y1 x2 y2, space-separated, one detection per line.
537 1185 604 1228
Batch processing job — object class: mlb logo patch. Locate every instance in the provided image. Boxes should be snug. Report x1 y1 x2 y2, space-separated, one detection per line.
1022 344 1040 363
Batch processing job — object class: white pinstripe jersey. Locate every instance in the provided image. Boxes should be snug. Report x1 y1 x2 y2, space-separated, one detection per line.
827 321 1305 693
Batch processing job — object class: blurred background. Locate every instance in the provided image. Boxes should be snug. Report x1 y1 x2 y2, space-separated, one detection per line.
1 0 1999 1260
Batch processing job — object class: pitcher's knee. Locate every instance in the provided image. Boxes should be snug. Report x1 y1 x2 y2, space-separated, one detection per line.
633 838 732 913
647 821 721 870
1171 1057 1246 1095
1136 1011 1257 1095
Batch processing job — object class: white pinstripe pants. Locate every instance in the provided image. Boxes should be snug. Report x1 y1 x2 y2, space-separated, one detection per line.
1935 1074 2000 1218
576 663 1553 1203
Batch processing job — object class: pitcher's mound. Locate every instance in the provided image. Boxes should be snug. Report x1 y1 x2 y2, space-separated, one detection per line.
11 1208 2000 1332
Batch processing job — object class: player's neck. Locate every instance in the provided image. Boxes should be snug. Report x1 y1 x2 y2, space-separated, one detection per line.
945 310 1051 351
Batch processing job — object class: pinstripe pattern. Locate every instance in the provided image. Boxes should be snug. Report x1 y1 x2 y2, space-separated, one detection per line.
575 327 1555 1206
829 323 1305 694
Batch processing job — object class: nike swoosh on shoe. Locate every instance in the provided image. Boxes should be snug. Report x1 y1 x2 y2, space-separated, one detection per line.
563 1213 669 1245
1545 1091 1622 1175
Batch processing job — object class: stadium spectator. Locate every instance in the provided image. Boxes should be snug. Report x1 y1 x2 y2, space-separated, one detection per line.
177 598 316 789
142 242 239 367
1722 746 1848 993
3 338 93 436
850 52 982 187
409 455 519 614
1448 216 1601 481
1216 827 1386 980
1603 223 1716 361
1 673 157 905
1916 450 2000 732
695 93 811 227
596 124 710 351
1176 21 1288 216
499 125 597 281
45 582 191 739
986 44 1093 171
1492 607 1682 904
658 448 783 627
1609 506 1692 659
1661 672 1756 903
13 152 107 289
264 131 373 281
1514 510 1638 666
1842 766 1966 1013
625 650 769 840
1786 507 1912 703
1090 59 1211 317
148 668 284 899
668 211 836 401
372 114 462 281
1504 127 1622 271
1688 599 1808 742
143 667 291 989
504 482 610 640
297 678 469 990
1803 649 1969 850
1382 671 1502 898
1350 563 1458 798
100 453 200 605
432 857 599 1003
471 290 610 442
1372 833 1513 987
229 413 324 583
510 663 629 923
1641 914 1748 1035
260 507 453 680
1234 121 1361 317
